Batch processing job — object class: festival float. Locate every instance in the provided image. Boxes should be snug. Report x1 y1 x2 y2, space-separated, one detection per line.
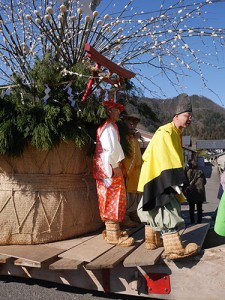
0 1 135 245
0 1 225 299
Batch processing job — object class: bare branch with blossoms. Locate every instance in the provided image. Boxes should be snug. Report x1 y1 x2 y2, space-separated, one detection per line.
0 0 225 102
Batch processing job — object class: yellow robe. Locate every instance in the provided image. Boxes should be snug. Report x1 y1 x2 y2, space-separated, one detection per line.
122 136 142 193
138 122 188 211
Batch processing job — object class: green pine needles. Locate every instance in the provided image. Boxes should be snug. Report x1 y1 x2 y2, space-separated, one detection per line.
0 56 107 156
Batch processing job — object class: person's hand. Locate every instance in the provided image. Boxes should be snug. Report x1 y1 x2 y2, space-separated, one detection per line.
134 130 141 139
113 167 123 177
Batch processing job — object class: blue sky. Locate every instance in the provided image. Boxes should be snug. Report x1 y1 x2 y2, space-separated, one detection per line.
1 0 225 107
97 0 225 107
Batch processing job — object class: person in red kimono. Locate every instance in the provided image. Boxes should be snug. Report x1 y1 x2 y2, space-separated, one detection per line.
93 98 134 247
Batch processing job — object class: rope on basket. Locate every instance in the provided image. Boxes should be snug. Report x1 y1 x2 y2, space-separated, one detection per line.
82 177 90 200
0 173 95 192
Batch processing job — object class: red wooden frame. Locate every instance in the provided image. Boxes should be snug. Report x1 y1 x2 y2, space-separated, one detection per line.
85 43 135 79
82 43 136 102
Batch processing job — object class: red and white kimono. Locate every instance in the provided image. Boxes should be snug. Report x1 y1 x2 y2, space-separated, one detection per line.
93 119 126 222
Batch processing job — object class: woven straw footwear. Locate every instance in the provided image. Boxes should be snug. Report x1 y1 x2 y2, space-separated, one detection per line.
102 229 128 239
105 221 134 247
162 231 199 260
145 225 163 250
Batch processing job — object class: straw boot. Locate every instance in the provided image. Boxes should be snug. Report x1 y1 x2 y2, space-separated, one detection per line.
102 229 128 239
162 231 199 260
145 225 163 250
105 221 134 247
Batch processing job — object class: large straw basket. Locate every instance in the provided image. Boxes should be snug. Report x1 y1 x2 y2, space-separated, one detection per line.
0 142 103 245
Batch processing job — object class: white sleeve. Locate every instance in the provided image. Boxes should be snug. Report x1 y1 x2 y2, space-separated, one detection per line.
100 124 125 174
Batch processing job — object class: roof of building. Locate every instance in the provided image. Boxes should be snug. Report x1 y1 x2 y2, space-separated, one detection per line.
196 140 225 150
183 146 197 153
182 135 191 147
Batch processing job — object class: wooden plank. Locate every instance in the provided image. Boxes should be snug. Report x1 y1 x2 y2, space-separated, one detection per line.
86 227 145 269
123 223 209 267
0 245 63 267
14 258 42 268
59 225 143 263
59 234 114 262
123 245 164 268
49 258 83 270
181 223 210 249
85 44 136 79
45 234 97 250
0 254 12 264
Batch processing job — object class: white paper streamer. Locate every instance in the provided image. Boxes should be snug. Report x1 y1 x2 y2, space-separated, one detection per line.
104 90 109 101
0 88 11 98
1 90 6 99
20 92 24 104
95 88 101 98
114 91 117 102
43 84 51 104
64 82 75 107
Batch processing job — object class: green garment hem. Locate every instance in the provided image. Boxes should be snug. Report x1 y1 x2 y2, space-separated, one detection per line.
214 191 225 236
137 194 184 230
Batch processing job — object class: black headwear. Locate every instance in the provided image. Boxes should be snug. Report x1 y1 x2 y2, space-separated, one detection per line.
174 93 192 116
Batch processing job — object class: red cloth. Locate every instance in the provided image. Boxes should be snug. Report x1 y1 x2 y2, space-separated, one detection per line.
96 177 126 222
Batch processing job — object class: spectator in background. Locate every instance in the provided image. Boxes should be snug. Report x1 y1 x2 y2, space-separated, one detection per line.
121 115 143 228
93 98 134 247
185 159 207 224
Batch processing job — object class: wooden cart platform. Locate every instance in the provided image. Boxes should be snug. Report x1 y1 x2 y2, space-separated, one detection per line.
0 222 222 300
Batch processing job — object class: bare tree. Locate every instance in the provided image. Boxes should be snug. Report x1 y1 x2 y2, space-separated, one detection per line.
0 0 224 101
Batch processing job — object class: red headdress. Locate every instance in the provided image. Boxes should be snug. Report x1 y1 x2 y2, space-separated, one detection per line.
103 98 125 112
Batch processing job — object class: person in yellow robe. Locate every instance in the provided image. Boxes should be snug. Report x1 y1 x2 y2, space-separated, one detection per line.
121 115 143 227
137 93 199 260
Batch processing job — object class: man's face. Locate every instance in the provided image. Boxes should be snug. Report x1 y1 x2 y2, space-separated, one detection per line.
174 112 192 129
125 120 136 134
108 107 120 122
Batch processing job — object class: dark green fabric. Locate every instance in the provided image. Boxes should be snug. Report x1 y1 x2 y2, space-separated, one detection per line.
138 195 184 230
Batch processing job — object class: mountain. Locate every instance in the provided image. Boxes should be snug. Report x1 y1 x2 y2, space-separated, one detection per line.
125 95 225 140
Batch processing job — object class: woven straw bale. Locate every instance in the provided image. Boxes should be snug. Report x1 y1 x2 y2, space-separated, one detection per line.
0 142 103 245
